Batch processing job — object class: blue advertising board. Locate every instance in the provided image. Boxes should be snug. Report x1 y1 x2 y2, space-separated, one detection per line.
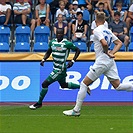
0 61 133 102
0 62 40 102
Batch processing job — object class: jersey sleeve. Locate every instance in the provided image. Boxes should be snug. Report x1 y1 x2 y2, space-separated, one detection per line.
65 41 77 50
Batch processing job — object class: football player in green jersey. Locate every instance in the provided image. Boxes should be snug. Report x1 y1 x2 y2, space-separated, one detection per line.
29 28 82 109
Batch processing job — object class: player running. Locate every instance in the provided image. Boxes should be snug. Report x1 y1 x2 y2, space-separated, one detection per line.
63 12 133 116
29 28 90 109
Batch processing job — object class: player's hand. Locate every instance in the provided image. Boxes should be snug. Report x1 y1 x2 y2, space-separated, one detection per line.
40 59 45 66
107 51 115 58
67 60 75 68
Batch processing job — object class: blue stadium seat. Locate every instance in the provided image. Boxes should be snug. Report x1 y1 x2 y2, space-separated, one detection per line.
33 42 49 52
130 26 133 42
15 26 31 43
90 43 94 52
74 40 87 52
34 26 50 43
0 26 10 44
83 9 90 23
78 0 86 5
14 26 31 52
113 0 130 10
128 42 133 51
33 26 50 52
0 43 9 52
0 26 10 52
14 42 30 52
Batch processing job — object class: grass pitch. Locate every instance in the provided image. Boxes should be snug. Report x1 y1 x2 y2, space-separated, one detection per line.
0 105 133 133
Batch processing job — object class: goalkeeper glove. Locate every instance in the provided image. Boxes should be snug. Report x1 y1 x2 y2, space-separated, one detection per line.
40 59 45 66
67 60 75 68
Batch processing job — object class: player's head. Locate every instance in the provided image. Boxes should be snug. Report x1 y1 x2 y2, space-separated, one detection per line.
56 28 64 42
95 12 105 26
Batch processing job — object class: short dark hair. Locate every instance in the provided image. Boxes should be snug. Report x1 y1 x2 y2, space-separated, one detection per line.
76 12 83 16
114 11 121 16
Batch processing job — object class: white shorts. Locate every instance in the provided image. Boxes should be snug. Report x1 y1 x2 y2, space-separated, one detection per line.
86 59 120 82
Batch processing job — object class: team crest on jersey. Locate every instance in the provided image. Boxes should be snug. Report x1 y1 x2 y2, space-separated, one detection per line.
56 47 63 51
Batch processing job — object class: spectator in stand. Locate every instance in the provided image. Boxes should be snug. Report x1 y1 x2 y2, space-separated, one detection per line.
109 11 129 48
72 12 88 42
113 1 127 22
85 0 92 12
0 0 11 26
13 0 35 32
24 0 32 6
55 0 69 23
63 0 71 10
72 1 81 19
35 0 50 26
96 0 113 17
126 3 133 33
95 2 110 21
54 14 68 38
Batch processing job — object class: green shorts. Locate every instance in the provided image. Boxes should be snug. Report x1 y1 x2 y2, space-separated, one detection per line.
46 69 67 84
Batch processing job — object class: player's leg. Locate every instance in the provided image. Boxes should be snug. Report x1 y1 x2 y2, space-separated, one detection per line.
63 63 106 116
29 71 56 110
105 61 133 92
110 79 133 92
63 76 93 116
29 79 51 110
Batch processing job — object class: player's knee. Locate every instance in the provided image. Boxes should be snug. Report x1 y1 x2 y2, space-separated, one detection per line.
60 83 68 88
42 80 50 88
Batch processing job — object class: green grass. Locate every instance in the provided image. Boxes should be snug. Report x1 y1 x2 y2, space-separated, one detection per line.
0 105 133 133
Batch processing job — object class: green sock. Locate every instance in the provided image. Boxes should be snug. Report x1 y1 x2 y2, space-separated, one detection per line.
68 82 80 89
38 88 48 104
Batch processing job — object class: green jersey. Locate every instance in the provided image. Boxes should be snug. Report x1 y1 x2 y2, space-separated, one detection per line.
49 38 77 71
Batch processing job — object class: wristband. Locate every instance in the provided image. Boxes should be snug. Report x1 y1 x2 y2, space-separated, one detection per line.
71 60 75 63
42 59 45 61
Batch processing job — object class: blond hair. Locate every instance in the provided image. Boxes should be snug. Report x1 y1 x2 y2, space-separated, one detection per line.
96 12 105 23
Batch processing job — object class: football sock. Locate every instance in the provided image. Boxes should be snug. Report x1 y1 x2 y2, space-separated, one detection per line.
38 88 48 104
116 83 133 92
68 82 80 89
73 82 88 112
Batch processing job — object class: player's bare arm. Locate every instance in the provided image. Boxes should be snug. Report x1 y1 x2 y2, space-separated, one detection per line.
40 48 52 66
110 39 122 55
100 39 115 58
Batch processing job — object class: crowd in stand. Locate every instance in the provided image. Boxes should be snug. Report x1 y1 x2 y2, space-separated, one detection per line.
0 0 133 52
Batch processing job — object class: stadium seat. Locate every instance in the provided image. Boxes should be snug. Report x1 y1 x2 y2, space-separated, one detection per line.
83 9 90 23
90 43 94 52
0 26 10 44
73 40 87 52
14 42 30 52
130 26 133 42
33 42 49 52
113 0 130 10
0 43 9 52
15 26 31 43
33 26 50 52
0 26 10 52
128 42 133 51
34 26 50 43
78 0 86 5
